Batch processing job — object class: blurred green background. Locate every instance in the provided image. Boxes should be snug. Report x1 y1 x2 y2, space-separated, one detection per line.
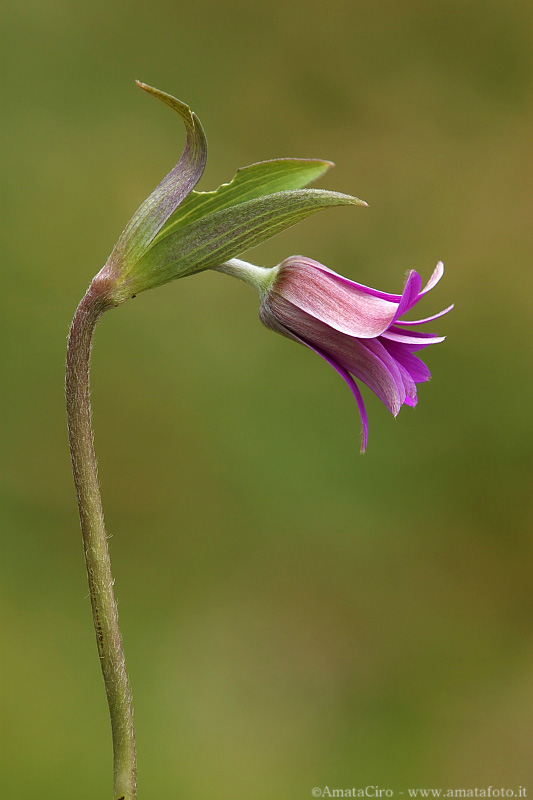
2 0 533 797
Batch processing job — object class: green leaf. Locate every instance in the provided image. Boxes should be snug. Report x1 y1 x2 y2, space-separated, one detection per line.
116 188 366 297
110 82 207 267
152 158 339 244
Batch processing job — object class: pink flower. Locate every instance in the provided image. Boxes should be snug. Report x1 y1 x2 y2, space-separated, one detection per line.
259 256 452 452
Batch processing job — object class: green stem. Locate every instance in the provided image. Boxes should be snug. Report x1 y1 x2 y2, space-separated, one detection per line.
66 279 137 800
214 258 278 296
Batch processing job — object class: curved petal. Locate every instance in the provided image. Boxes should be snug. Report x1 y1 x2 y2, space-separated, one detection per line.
310 345 370 454
297 258 446 308
259 303 369 452
398 365 417 405
395 304 454 326
381 327 446 346
420 261 444 295
364 337 420 406
359 337 407 406
380 338 432 383
275 258 400 338
265 294 403 414
289 256 406 302
393 270 423 319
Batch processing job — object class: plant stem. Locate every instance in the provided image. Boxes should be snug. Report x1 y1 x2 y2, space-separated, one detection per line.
66 279 136 800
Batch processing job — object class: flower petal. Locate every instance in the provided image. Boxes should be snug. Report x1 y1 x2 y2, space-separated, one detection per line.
275 257 400 338
393 270 423 319
265 294 403 415
259 304 369 452
420 261 444 295
309 345 370 453
395 303 454 326
304 260 446 316
359 337 407 406
380 339 432 383
295 256 406 302
381 327 446 346
403 391 418 407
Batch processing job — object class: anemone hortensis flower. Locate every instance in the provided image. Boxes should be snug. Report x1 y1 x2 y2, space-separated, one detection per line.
257 256 452 452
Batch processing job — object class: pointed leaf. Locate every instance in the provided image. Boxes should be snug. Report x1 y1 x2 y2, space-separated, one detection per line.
110 82 207 267
153 158 336 242
117 189 366 296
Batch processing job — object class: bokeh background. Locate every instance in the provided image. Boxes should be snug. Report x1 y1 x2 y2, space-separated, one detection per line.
2 0 533 797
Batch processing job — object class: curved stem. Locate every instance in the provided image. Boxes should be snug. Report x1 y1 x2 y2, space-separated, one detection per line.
66 280 136 800
214 258 278 296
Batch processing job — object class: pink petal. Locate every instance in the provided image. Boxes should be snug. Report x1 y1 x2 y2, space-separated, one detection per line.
261 306 370 452
267 295 403 415
393 270 423 319
380 339 432 383
395 304 454 326
365 336 419 405
310 345 370 453
275 258 400 338
396 362 418 404
381 327 446 346
281 256 405 302
420 261 444 295
359 337 407 406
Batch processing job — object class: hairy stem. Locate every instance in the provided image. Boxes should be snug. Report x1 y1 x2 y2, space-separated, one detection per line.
66 279 136 800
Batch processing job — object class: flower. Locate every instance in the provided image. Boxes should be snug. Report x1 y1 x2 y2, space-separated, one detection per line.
256 256 452 452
